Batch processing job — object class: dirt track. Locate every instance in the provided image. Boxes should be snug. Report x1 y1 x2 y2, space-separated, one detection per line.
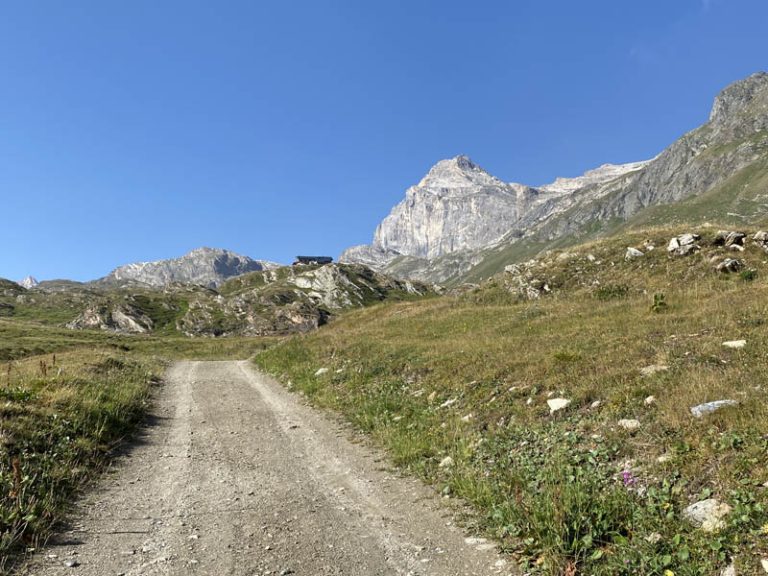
18 361 513 575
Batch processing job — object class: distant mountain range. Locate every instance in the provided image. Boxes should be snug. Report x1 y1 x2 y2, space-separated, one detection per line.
97 247 281 288
10 72 768 290
342 72 768 284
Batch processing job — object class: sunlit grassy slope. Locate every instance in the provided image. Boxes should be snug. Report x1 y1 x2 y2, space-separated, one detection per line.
255 226 768 575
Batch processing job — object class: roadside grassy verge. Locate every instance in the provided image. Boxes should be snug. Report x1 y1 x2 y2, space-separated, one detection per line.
255 228 768 575
0 349 157 567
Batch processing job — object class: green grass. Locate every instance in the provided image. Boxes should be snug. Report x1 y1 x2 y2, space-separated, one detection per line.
0 349 157 568
255 227 768 575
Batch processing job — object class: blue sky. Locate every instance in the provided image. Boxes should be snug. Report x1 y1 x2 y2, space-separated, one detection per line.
1 0 766 281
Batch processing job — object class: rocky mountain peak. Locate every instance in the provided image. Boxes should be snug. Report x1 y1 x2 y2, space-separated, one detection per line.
709 71 768 127
100 248 279 288
417 155 506 191
19 276 39 289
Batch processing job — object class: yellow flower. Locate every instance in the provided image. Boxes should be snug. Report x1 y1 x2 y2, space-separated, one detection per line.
664 570 675 576
761 522 768 535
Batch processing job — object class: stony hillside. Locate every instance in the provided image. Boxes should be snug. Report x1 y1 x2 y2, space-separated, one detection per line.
343 72 768 285
97 247 280 288
2 263 433 337
260 224 768 575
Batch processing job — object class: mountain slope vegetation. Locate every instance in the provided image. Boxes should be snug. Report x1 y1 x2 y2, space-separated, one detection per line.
257 225 768 575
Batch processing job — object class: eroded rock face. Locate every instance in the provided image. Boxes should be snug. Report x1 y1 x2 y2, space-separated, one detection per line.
342 156 540 266
99 247 279 288
67 303 154 334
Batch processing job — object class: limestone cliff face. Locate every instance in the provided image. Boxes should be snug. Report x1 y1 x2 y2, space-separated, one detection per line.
99 247 280 288
342 156 538 265
342 72 768 284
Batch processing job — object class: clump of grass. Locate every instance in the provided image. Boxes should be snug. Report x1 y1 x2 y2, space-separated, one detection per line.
0 350 158 565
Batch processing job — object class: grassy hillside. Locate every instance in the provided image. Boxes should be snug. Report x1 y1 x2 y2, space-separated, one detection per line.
255 227 768 575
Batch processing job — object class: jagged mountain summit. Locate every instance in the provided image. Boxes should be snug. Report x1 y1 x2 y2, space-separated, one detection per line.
98 247 281 288
342 155 538 267
19 276 39 289
342 72 768 284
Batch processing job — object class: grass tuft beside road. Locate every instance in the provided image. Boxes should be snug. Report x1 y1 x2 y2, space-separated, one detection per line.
0 350 157 567
255 228 768 575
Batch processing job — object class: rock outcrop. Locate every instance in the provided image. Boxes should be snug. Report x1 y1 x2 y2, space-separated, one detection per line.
66 263 433 337
19 276 39 289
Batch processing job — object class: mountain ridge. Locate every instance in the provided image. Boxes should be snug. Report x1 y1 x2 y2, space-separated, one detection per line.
341 71 768 284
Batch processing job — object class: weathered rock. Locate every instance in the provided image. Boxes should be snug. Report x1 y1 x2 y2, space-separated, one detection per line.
668 234 702 256
683 498 732 532
547 398 571 413
625 247 644 260
438 456 454 469
19 275 39 289
716 258 743 273
618 419 641 431
720 562 736 576
644 395 656 406
690 399 738 418
714 231 746 247
761 558 768 573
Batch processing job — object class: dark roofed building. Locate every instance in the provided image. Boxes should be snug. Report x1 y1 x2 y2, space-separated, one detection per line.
294 256 333 266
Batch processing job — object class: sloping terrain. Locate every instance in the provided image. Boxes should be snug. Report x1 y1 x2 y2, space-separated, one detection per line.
342 72 768 286
1 263 433 338
258 225 768 575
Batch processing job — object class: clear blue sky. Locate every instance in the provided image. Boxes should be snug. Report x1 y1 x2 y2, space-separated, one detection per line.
1 0 766 281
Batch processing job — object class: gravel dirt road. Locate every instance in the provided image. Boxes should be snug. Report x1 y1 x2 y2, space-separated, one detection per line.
18 361 514 575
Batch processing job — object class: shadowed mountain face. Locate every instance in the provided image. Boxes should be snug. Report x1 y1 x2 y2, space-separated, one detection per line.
342 72 768 285
98 247 280 288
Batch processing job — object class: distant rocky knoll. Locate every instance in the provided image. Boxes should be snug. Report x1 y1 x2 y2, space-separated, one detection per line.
62 263 432 336
97 247 281 288
343 72 768 284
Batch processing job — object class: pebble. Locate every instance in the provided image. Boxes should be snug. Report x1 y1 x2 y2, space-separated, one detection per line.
547 398 571 413
314 368 329 376
438 456 454 469
64 560 80 568
762 558 768 573
722 340 747 349
590 400 602 409
618 419 641 431
683 498 732 532
644 395 656 406
645 532 662 544
721 563 736 576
